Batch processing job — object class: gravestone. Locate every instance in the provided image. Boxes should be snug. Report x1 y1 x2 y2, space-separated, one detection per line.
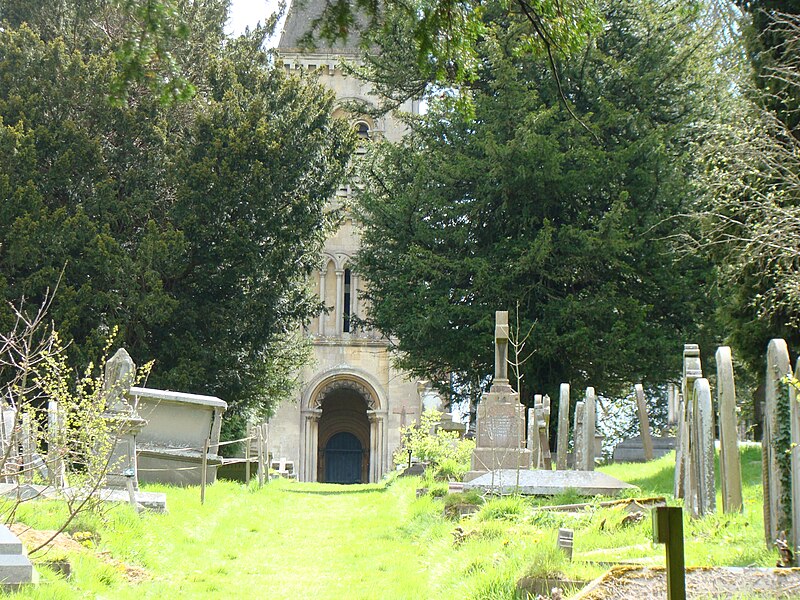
634 384 654 461
667 383 679 426
573 401 585 471
574 388 597 471
688 377 715 517
102 349 146 490
556 383 570 470
535 404 551 470
464 311 532 482
763 339 791 547
790 356 800 564
716 346 742 514
526 408 539 466
674 344 702 500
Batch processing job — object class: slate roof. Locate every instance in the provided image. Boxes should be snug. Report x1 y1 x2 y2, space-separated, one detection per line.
278 0 363 54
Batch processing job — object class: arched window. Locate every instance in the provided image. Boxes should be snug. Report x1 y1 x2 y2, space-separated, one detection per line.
343 268 352 332
355 121 370 140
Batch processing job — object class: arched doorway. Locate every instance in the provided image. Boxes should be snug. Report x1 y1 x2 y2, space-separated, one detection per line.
324 432 363 483
317 384 370 483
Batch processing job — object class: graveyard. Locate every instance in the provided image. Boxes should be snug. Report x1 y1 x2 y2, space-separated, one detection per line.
0 446 776 599
0 311 796 599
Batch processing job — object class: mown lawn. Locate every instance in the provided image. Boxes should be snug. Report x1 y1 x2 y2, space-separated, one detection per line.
4 445 776 599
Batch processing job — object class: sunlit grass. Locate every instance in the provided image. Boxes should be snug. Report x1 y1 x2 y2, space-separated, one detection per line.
2 444 778 599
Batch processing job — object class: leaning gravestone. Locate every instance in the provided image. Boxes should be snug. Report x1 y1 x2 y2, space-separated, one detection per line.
716 346 742 514
763 339 791 548
464 311 532 482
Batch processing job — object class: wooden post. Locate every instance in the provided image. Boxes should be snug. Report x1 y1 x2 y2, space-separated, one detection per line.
652 506 686 600
201 438 210 505
245 427 251 485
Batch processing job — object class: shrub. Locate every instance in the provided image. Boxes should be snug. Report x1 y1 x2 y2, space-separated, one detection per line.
394 409 475 474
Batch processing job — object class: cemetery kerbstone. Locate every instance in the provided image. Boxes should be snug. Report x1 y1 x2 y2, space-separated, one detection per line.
612 435 675 463
464 312 532 481
716 346 743 514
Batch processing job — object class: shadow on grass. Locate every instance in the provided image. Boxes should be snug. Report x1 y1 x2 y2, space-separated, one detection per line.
281 483 392 495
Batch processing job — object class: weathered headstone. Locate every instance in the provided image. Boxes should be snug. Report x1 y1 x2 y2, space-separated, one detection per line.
763 339 791 547
688 377 715 517
527 408 539 466
716 346 742 514
573 401 585 471
556 384 570 470
790 357 800 564
465 312 532 481
667 383 679 426
535 406 551 470
674 344 702 500
47 401 66 489
581 388 597 471
102 349 146 490
634 384 654 462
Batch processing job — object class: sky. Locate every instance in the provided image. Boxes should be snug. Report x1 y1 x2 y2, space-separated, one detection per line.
226 0 285 39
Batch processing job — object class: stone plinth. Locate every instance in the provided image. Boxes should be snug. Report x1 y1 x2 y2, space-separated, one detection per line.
463 469 637 496
0 525 36 587
465 389 532 482
612 436 676 463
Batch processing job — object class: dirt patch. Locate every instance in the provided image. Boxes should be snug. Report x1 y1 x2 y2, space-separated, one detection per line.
9 524 149 583
575 565 800 599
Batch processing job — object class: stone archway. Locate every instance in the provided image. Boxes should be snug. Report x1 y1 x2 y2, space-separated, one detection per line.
300 372 387 483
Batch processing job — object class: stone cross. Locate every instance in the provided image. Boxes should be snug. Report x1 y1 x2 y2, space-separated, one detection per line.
716 346 742 514
392 405 417 428
103 348 136 413
634 384 654 462
492 311 511 391
556 383 570 470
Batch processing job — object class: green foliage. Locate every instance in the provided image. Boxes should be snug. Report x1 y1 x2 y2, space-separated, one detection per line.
356 0 718 405
395 409 475 472
0 7 353 420
477 496 527 522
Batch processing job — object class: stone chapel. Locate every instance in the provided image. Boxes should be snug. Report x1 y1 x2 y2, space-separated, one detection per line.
266 1 424 483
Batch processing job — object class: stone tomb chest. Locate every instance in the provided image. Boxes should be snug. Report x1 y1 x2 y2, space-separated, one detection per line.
128 387 226 486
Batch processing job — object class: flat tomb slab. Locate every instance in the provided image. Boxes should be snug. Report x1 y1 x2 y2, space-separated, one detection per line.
463 469 637 496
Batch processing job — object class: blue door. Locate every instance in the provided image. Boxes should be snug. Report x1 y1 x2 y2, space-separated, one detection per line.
324 432 363 484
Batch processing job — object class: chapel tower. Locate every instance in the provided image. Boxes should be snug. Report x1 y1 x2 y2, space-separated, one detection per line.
267 1 423 483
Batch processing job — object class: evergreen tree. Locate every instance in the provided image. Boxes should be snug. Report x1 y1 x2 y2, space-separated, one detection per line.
355 0 718 407
0 4 354 427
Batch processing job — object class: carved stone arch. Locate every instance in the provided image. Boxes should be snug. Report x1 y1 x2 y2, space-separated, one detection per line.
333 252 352 271
302 367 386 412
